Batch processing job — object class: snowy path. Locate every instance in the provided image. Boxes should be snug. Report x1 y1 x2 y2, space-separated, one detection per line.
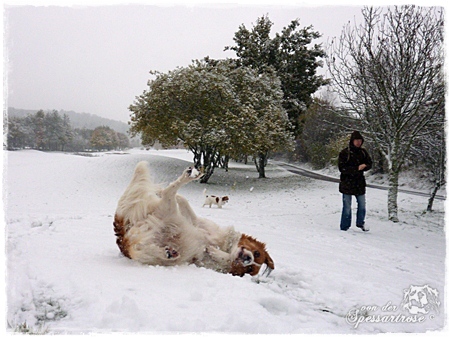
273 160 446 200
4 149 446 334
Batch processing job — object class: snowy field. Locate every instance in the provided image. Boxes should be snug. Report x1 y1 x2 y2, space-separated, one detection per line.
3 148 447 334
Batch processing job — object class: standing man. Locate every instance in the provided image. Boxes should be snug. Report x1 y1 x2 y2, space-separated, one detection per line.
338 131 373 231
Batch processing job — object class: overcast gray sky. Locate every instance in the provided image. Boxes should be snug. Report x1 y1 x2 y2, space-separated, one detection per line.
3 1 443 123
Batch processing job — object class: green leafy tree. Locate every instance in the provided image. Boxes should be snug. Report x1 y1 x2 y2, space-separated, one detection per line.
225 15 328 137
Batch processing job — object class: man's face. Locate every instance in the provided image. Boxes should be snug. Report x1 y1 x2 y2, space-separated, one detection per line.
353 139 363 148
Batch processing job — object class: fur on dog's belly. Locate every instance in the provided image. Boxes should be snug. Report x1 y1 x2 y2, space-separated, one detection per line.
116 214 210 267
114 214 240 272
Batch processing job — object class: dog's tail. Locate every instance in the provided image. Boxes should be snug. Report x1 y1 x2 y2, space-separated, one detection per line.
130 161 152 187
116 161 161 225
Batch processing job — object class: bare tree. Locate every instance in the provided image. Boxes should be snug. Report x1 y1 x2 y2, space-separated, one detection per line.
408 97 446 212
327 6 444 222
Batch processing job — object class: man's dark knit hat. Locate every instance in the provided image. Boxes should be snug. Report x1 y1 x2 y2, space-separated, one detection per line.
350 131 364 145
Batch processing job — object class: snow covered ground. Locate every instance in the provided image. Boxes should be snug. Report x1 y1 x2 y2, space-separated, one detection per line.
3 148 447 334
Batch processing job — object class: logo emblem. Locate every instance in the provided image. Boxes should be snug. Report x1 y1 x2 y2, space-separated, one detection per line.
401 285 440 315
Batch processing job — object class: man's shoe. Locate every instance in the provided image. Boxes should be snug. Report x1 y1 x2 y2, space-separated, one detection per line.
357 224 370 232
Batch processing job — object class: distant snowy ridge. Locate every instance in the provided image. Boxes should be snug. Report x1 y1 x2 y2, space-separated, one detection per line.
7 107 129 134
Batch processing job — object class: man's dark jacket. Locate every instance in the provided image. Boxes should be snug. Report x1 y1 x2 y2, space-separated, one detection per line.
338 131 373 196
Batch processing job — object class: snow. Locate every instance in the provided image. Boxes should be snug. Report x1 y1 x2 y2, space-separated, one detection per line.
3 148 447 334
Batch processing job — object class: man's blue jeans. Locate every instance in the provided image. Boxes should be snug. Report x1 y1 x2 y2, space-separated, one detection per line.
340 194 366 230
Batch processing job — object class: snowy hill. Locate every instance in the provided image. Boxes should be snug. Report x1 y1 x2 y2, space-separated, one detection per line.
3 149 446 334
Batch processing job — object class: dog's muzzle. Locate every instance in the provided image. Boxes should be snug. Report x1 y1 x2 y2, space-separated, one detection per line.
235 247 257 267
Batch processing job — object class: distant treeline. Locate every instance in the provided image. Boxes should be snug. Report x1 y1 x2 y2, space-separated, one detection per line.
5 109 131 151
8 107 130 134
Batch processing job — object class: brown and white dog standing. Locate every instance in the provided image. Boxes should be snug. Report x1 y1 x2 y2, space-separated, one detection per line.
202 189 229 208
113 161 274 277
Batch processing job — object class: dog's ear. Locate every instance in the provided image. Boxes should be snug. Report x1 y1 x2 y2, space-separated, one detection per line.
264 251 274 270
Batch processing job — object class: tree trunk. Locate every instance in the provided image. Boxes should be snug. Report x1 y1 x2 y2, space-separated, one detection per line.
254 152 267 178
387 169 400 222
199 148 218 184
200 166 215 183
223 155 229 172
193 152 201 168
427 183 441 212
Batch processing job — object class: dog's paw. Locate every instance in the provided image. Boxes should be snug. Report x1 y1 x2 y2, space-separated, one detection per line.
205 245 221 256
206 246 229 263
185 167 203 180
165 247 179 259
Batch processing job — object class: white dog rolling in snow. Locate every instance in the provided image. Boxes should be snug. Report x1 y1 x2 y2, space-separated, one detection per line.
113 162 274 277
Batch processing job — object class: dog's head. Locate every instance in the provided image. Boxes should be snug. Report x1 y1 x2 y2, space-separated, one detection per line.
221 196 229 203
229 234 274 277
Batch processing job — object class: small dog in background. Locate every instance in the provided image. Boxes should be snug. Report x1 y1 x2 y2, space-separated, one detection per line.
203 189 229 208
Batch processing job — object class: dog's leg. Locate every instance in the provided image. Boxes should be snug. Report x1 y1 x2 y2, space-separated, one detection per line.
176 195 198 225
130 243 181 264
156 167 202 218
206 246 232 266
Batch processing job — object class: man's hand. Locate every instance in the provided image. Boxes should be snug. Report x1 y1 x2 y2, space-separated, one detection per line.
358 164 367 171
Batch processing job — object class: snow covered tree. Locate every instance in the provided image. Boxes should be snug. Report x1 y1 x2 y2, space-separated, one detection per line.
129 60 233 182
408 87 445 212
27 110 46 149
129 59 294 182
426 132 446 212
116 132 130 150
301 98 349 169
71 128 94 151
227 64 294 178
17 110 75 151
60 114 74 151
44 110 73 151
5 110 125 152
225 15 328 137
90 126 119 151
6 116 34 150
327 6 444 222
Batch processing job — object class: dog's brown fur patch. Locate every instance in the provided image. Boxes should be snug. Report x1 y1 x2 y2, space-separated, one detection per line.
113 215 131 259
